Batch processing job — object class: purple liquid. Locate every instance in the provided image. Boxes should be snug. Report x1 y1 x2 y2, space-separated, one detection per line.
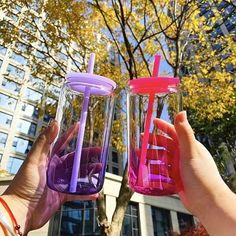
47 147 104 195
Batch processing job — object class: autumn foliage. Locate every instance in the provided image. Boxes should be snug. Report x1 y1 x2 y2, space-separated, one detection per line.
172 224 209 236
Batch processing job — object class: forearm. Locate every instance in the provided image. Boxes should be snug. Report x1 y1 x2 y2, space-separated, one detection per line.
0 195 31 236
197 188 236 236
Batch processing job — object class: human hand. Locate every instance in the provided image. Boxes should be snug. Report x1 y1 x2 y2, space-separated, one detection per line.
136 119 181 193
1 121 98 235
174 111 236 236
173 111 231 215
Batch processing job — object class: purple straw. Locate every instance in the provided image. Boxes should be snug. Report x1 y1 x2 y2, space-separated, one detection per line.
69 53 95 192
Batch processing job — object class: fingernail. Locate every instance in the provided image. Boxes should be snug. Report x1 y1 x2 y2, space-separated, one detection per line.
182 111 187 120
176 111 187 123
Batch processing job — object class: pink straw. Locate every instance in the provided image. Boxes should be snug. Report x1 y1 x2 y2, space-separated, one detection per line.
137 55 161 186
69 53 95 192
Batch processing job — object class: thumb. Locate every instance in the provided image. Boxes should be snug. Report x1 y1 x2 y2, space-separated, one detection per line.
27 120 59 162
174 111 196 153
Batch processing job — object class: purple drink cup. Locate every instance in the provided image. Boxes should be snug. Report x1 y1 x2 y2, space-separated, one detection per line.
47 54 116 194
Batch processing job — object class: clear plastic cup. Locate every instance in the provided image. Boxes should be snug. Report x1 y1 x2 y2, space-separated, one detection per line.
47 68 116 194
127 55 181 196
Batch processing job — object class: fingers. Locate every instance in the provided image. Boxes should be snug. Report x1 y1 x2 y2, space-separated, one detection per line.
153 118 178 142
149 118 178 152
136 149 170 160
81 147 101 158
88 163 103 173
52 122 79 155
27 120 59 163
174 111 196 154
55 147 101 163
147 133 177 153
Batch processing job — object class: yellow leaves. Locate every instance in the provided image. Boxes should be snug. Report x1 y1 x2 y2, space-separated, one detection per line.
112 119 126 153
182 70 236 121
0 168 12 178
201 68 209 75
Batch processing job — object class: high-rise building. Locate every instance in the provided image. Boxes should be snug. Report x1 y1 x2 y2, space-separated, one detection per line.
0 2 195 236
197 0 236 176
200 1 236 36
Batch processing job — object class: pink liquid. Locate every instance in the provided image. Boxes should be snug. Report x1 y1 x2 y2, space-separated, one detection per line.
128 148 177 196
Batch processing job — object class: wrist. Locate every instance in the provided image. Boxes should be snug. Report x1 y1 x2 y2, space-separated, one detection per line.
196 187 236 236
0 195 32 235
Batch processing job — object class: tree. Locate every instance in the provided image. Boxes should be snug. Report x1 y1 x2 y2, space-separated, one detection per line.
145 0 236 183
91 1 185 234
0 0 127 149
93 0 236 234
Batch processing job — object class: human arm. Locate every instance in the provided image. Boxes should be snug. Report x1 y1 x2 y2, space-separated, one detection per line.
0 121 98 235
175 111 236 236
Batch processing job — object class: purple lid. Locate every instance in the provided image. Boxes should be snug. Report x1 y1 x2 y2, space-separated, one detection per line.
66 72 117 96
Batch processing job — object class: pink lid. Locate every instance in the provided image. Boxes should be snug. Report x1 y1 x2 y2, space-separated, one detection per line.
128 77 179 94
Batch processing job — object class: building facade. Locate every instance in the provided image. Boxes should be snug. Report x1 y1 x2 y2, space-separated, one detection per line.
0 174 195 236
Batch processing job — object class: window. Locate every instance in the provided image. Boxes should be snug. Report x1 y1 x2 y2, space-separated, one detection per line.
122 202 140 236
0 59 2 68
152 207 172 236
112 166 119 175
44 97 57 122
0 93 17 111
35 50 46 60
112 151 118 163
0 112 13 128
6 64 25 80
6 12 19 22
113 110 117 120
224 5 235 17
50 201 100 236
15 42 29 54
1 78 21 94
177 212 194 234
12 137 33 154
28 76 45 90
19 30 33 42
218 1 228 10
57 52 68 62
225 18 236 32
21 103 39 118
47 84 61 97
0 154 2 162
24 88 42 102
7 156 24 174
71 60 81 71
10 52 27 65
38 42 47 53
22 20 37 33
0 132 8 149
50 75 64 84
0 45 7 55
40 31 51 42
29 1 41 12
13 3 22 12
16 119 37 136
